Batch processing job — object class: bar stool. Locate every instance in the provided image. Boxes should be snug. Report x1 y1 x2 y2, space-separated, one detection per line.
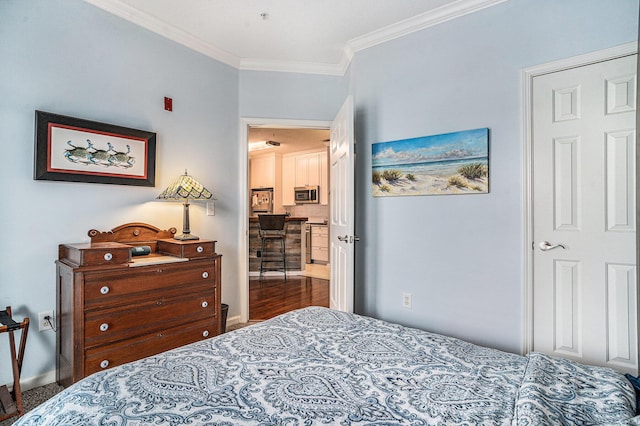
0 306 29 421
258 214 287 280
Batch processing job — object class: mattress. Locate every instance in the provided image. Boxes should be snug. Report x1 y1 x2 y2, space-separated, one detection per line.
14 307 639 425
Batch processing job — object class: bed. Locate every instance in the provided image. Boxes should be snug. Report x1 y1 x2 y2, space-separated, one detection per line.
15 307 640 425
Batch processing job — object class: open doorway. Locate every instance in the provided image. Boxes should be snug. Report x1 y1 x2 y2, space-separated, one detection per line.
247 125 331 320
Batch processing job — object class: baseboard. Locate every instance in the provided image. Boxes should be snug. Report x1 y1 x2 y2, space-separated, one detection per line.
226 315 241 326
4 370 57 392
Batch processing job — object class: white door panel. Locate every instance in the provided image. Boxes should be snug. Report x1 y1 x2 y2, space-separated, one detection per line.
532 54 637 374
330 96 355 312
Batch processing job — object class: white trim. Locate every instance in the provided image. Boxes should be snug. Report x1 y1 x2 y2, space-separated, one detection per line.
226 315 241 327
521 41 638 355
239 118 332 324
82 0 504 76
347 0 508 53
83 0 240 69
239 56 349 76
4 370 57 392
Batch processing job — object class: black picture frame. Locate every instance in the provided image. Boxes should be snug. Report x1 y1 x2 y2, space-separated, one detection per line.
34 110 156 186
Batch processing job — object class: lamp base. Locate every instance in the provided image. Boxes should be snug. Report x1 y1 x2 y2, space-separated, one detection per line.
174 233 200 241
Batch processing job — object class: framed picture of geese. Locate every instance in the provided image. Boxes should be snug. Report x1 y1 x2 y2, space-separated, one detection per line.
34 110 156 186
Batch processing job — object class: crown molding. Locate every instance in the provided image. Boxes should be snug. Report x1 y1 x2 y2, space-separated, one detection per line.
239 52 352 76
83 0 507 76
82 0 241 68
347 0 509 53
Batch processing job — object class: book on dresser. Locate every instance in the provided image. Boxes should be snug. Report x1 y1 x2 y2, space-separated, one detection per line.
55 222 221 386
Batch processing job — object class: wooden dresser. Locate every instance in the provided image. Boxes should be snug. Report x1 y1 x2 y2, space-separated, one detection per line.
56 223 221 386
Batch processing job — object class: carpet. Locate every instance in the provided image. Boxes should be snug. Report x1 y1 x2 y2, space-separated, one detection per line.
0 383 64 426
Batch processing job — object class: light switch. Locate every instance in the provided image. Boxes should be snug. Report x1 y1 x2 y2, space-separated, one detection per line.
206 201 215 216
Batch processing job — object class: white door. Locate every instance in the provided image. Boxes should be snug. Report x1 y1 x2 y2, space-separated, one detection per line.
532 55 637 374
330 96 356 312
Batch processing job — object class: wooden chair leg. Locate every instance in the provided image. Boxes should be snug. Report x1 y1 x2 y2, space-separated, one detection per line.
8 330 23 417
0 306 29 420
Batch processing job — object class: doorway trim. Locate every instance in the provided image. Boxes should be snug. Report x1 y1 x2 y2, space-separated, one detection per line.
239 117 332 323
521 41 637 355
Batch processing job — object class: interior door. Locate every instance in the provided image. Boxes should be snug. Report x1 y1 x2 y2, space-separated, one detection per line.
532 55 637 374
330 96 355 312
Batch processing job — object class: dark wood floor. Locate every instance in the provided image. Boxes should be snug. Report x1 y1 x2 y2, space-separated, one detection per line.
249 275 329 320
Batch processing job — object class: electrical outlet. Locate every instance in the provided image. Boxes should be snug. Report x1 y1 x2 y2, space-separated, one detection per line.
402 293 412 309
38 310 54 332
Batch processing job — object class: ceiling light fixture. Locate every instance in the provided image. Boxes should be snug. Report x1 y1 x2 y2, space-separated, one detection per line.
249 140 280 152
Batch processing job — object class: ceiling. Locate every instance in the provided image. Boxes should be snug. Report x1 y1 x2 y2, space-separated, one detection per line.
248 127 329 157
84 0 507 75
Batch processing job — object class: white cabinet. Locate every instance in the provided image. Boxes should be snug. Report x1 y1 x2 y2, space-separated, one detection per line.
281 156 296 206
311 225 329 263
250 155 275 189
250 153 282 212
282 150 328 205
295 154 320 187
319 152 328 206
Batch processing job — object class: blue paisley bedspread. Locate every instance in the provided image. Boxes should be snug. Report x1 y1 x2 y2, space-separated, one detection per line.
14 307 639 425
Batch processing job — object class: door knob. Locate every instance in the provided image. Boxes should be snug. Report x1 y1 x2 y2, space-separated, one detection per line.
337 235 349 242
539 241 566 251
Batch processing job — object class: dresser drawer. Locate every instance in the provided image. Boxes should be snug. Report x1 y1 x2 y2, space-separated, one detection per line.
83 260 215 309
84 318 216 376
157 240 216 259
84 288 217 347
59 242 131 267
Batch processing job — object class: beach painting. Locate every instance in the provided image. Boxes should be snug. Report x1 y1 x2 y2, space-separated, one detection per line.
372 128 489 197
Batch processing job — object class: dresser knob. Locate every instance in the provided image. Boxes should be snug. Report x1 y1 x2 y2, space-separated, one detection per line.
197 246 204 253
104 253 113 261
99 323 109 332
202 330 209 337
201 301 208 308
100 360 109 369
202 271 209 279
100 286 110 295
156 299 163 306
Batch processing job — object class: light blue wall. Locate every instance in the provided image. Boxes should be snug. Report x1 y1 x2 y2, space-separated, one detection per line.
0 0 240 385
1 0 637 388
240 70 347 120
352 0 638 353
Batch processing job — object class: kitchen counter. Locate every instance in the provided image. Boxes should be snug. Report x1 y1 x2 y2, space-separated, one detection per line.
249 216 308 222
249 217 307 273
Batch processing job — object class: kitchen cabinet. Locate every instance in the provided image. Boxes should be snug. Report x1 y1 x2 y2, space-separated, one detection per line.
311 225 329 263
250 153 283 212
282 150 328 206
281 156 295 206
295 154 320 187
250 155 275 189
319 152 328 206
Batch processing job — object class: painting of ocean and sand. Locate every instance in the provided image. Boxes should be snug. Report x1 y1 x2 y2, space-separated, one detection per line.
372 128 489 197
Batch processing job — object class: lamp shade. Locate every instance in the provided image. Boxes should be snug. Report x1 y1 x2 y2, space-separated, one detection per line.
156 171 214 201
156 170 214 240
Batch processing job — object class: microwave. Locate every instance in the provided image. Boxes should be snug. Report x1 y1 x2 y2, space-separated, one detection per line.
294 186 319 204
